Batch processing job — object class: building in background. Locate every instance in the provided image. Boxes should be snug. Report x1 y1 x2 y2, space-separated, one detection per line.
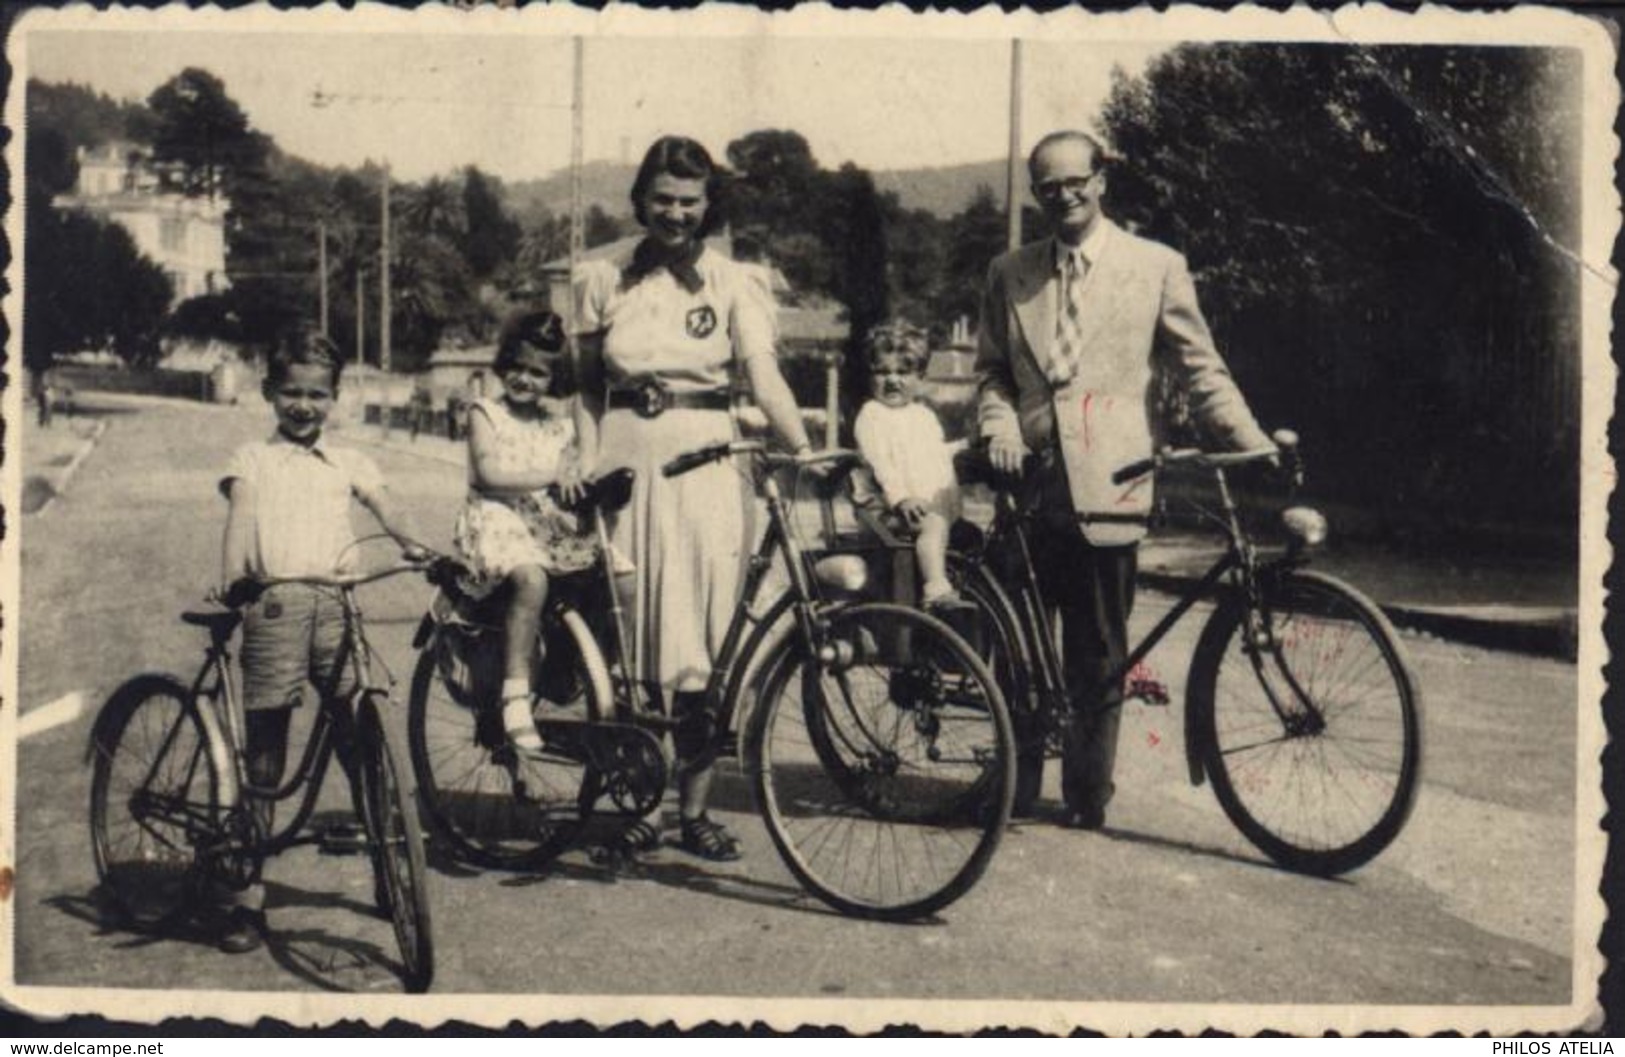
53 141 229 307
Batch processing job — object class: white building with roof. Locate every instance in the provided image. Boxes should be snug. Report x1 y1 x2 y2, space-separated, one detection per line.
53 141 230 306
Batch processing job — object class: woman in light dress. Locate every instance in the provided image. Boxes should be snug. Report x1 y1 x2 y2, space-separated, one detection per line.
574 136 814 861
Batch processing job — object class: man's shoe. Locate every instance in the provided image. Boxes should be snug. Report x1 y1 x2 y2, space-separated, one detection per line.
1063 804 1107 831
218 908 265 955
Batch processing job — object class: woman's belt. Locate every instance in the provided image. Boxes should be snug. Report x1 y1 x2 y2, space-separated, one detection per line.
607 379 731 419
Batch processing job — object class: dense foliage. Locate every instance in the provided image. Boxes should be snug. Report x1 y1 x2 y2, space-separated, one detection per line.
1098 43 1581 530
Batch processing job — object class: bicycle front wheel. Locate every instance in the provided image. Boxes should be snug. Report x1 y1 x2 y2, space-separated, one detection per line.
356 694 435 994
89 674 217 930
745 603 1014 921
1190 569 1422 876
407 613 602 871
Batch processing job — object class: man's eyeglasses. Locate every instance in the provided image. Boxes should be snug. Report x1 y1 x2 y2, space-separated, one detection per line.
1033 172 1100 200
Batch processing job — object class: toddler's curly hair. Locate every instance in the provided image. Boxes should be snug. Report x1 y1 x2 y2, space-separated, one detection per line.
863 320 930 374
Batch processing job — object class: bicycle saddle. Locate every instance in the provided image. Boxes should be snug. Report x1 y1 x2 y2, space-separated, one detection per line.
549 468 635 516
181 608 243 636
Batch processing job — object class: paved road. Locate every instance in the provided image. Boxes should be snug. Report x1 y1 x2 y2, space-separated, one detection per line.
9 395 1590 1024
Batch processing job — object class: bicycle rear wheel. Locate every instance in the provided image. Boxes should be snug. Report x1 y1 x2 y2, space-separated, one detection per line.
746 603 1014 921
406 611 603 871
1190 569 1422 876
356 693 434 993
89 674 217 930
948 554 1047 806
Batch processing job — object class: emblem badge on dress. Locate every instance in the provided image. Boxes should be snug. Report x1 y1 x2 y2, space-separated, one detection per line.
685 305 717 339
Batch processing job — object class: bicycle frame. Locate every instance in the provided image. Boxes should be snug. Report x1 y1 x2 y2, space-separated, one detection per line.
575 452 851 743
191 577 403 851
977 460 1306 780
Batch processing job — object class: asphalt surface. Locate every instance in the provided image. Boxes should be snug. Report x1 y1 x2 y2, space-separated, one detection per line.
6 393 1598 1032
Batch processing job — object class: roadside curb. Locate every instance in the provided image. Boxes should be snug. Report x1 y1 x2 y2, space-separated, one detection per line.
26 419 108 517
1138 570 1577 661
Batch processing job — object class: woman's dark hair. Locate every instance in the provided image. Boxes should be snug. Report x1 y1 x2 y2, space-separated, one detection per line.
629 135 728 238
494 310 574 397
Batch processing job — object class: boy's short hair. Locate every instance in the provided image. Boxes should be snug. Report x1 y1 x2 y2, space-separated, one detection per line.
266 327 343 389
494 310 574 397
864 321 930 374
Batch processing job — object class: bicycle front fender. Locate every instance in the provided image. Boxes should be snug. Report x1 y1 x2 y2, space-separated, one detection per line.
1184 591 1250 788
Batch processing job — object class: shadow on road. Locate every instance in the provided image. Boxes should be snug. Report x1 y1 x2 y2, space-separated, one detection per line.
47 889 225 953
51 882 412 993
1080 822 1354 882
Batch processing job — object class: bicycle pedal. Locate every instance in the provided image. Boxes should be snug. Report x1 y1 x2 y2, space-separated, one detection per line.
318 821 369 855
1127 678 1171 706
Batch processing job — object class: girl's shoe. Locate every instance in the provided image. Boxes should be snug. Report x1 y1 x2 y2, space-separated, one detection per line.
502 696 543 754
678 813 742 862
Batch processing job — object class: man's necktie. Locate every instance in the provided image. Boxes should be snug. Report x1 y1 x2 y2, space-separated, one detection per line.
1049 252 1087 388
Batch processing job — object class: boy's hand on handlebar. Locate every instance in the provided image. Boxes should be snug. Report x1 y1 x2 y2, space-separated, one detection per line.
400 542 435 564
989 435 1030 476
218 577 264 610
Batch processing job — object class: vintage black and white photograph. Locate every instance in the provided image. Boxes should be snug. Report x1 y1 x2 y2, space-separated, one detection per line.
0 2 1613 1035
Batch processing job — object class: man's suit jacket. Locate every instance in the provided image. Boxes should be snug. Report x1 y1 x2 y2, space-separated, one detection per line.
975 220 1270 545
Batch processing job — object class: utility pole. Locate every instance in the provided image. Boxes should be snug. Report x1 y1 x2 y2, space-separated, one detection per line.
1006 38 1024 253
355 267 366 372
567 36 584 336
380 164 392 374
317 220 329 336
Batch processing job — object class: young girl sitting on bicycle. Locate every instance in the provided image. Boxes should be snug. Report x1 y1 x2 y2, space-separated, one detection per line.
454 310 598 754
853 321 971 612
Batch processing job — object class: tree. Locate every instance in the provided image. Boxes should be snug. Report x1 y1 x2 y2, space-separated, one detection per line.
825 164 890 420
460 166 520 278
23 119 171 371
1097 43 1582 532
146 68 264 200
584 205 622 248
727 130 825 235
937 185 1005 334
27 208 173 369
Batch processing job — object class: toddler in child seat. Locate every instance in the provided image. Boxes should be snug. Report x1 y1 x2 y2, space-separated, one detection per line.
852 321 971 612
453 310 599 754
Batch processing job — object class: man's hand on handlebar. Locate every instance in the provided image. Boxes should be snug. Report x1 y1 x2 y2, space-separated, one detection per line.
988 435 1031 476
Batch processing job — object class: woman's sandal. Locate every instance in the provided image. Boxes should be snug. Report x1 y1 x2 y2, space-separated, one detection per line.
678 814 742 862
618 818 662 855
590 818 661 872
502 696 544 754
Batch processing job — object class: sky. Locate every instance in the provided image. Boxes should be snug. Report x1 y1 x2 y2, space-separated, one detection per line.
19 15 1167 183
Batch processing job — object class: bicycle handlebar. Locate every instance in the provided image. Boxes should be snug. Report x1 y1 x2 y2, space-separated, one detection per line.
1110 429 1299 486
662 442 864 479
218 553 460 609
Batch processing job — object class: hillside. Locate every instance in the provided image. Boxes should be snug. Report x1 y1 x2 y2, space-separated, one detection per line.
872 159 1009 216
506 156 1011 222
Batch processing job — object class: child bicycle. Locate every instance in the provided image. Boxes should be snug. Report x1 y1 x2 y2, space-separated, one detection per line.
88 561 436 993
408 442 1016 921
949 431 1422 876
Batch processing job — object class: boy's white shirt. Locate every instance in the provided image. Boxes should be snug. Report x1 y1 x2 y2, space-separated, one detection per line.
220 431 383 579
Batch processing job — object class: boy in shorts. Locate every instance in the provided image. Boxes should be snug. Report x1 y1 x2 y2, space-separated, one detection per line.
216 329 424 953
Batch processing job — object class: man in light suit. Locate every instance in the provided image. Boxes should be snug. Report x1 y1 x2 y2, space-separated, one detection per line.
976 129 1272 829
